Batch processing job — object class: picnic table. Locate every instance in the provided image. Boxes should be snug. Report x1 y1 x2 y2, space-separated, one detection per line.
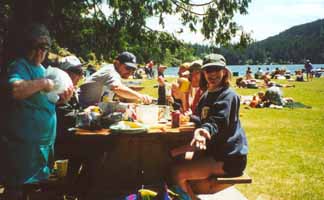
22 122 251 199
57 122 195 196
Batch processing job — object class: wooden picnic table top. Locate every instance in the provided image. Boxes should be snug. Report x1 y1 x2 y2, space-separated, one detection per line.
73 122 195 136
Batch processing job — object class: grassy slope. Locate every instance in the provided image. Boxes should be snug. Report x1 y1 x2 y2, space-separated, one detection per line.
139 77 324 200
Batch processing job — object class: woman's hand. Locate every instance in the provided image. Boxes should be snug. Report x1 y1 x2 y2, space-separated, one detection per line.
43 78 55 92
166 96 174 104
190 128 211 150
183 109 192 116
57 86 74 104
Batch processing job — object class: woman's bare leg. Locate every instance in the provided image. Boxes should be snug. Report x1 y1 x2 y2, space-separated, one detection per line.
172 156 225 200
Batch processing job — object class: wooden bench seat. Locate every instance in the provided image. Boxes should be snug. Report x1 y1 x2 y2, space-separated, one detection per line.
213 173 252 184
191 173 252 195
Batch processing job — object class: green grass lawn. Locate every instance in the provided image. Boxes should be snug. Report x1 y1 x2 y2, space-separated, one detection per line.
139 77 324 200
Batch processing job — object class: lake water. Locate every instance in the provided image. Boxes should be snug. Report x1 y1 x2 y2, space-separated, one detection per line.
163 64 324 77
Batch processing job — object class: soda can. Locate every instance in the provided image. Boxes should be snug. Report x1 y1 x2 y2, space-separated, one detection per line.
171 110 180 128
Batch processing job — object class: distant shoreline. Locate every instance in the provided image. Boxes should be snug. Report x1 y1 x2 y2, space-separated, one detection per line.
163 64 324 77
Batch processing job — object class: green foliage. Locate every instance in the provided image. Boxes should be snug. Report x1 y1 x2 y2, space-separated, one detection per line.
1 0 252 67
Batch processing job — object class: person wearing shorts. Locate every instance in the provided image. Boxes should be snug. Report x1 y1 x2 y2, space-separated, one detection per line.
172 54 248 200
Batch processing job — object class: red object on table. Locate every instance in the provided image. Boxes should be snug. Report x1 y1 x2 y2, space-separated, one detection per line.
171 110 180 128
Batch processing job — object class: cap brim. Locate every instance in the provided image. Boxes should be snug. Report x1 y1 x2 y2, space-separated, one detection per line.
190 66 201 71
67 65 84 75
202 62 226 70
124 62 138 69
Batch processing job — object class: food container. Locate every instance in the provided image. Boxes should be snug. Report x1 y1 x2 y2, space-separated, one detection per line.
158 105 171 122
76 111 102 130
136 105 159 125
98 102 128 115
76 112 91 128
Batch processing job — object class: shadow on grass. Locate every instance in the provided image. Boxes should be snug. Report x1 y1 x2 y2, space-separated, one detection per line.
284 102 312 109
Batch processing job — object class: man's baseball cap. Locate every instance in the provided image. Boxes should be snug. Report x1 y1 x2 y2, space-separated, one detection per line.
117 52 138 69
58 55 85 75
202 54 226 70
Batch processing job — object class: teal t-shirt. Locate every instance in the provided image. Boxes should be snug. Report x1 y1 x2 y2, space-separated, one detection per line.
8 58 56 144
5 58 56 186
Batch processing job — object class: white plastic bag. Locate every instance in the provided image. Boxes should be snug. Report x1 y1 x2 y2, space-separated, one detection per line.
45 66 73 103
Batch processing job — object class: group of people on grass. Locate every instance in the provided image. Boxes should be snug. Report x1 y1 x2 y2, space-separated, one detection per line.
236 66 300 109
0 24 248 200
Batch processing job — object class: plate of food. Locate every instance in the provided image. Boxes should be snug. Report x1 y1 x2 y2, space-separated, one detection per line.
109 121 148 134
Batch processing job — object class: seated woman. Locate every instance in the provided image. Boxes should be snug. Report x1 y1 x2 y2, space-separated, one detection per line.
188 60 204 115
167 81 188 112
295 70 304 82
171 54 248 200
236 77 247 88
245 67 253 80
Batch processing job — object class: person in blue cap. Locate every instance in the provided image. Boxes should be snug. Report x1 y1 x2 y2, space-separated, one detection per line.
172 54 248 200
2 23 73 199
79 51 152 107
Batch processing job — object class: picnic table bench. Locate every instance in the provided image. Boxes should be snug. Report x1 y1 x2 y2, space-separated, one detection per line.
170 144 252 196
191 173 252 195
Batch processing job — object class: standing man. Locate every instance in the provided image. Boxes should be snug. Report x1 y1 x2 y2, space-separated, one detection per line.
79 51 152 107
146 60 154 79
157 65 168 105
304 59 313 81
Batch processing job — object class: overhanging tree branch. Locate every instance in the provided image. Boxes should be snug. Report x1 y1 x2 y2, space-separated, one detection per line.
176 0 214 7
170 0 207 16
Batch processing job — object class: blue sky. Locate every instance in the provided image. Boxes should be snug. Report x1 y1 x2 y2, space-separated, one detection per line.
235 0 324 41
146 0 324 43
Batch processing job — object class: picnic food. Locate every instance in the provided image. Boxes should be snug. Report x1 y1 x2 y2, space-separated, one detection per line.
123 121 142 128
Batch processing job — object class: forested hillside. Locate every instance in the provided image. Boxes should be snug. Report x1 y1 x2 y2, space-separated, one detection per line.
211 19 324 65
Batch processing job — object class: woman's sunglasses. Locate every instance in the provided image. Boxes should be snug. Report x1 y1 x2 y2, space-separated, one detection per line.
204 67 222 73
34 43 50 52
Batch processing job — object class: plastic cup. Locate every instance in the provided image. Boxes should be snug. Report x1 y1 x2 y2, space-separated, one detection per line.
54 160 68 178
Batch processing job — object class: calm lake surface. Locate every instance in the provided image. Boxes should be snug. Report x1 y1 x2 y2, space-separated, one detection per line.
163 64 324 77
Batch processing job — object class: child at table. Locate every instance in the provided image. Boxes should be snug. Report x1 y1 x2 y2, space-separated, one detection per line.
171 54 248 200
